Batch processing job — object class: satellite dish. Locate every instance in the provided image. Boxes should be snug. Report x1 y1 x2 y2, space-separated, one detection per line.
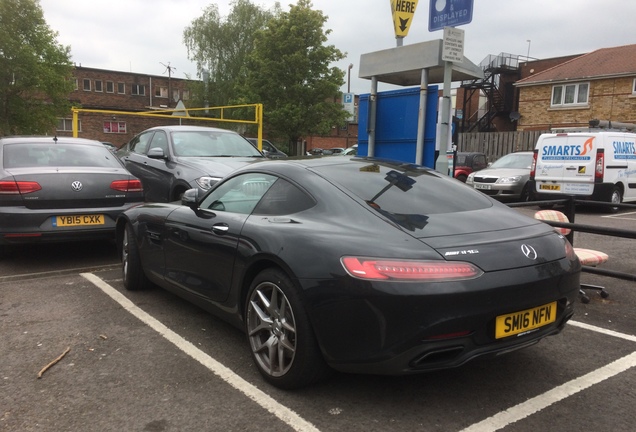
509 112 521 122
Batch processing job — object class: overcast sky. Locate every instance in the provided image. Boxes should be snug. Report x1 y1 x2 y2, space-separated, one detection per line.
39 0 636 95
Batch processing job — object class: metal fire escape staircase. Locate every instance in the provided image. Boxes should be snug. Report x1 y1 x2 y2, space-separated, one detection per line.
460 53 521 132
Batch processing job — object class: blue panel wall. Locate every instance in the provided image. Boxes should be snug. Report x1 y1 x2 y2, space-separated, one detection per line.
358 86 439 168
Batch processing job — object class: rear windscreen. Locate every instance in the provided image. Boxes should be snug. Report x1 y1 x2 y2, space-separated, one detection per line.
311 160 492 216
3 143 124 168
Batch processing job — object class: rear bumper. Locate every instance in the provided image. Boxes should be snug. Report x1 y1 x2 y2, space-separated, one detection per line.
0 204 140 245
529 180 614 201
302 258 580 375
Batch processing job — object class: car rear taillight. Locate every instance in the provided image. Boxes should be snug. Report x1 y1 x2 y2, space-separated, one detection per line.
595 150 604 183
110 179 143 192
0 180 42 194
529 150 538 180
341 257 483 281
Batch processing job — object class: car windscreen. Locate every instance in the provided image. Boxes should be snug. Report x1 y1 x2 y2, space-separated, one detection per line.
311 160 492 217
3 143 125 168
490 153 533 169
171 131 264 157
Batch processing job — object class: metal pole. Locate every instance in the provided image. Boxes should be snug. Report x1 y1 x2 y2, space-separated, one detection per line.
368 77 378 157
435 61 453 175
415 69 429 166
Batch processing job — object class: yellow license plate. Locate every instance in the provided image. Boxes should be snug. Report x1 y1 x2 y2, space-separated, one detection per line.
54 214 104 227
540 184 561 191
495 301 557 339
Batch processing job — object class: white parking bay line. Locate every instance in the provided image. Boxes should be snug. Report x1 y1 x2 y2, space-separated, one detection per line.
461 322 636 432
81 273 320 432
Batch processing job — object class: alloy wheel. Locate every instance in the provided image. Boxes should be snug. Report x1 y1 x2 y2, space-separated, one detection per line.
246 281 297 377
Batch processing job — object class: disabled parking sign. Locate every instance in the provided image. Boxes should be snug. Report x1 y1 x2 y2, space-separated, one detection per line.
429 0 473 32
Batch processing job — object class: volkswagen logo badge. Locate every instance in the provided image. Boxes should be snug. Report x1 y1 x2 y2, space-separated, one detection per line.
521 244 538 260
71 181 83 192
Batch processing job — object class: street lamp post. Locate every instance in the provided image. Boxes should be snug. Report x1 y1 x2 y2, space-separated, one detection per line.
347 63 353 94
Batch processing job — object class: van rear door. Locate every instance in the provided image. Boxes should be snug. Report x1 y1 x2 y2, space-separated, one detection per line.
534 133 596 196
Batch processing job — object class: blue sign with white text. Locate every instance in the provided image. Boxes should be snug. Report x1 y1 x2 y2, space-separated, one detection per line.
429 0 473 32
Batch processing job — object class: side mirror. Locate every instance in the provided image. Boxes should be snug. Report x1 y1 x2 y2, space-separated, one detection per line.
148 147 167 159
181 188 199 209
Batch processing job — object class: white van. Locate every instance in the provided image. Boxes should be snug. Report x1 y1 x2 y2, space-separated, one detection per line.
530 131 636 209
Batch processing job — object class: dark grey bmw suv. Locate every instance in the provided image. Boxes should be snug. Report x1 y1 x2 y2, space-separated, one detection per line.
117 125 265 202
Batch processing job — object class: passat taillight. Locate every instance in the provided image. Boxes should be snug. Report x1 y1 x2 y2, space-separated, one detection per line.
341 257 483 281
110 179 143 192
595 150 604 183
0 180 42 194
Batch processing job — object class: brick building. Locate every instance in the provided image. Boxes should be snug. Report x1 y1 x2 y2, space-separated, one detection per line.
60 66 358 155
58 66 196 146
515 44 636 131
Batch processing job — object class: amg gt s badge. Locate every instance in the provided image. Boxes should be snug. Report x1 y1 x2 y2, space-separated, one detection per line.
444 249 480 256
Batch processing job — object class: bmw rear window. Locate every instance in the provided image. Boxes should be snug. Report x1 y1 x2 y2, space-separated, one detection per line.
312 160 492 216
3 143 124 168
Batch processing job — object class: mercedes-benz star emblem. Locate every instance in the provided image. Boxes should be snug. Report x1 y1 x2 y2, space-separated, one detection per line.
71 181 83 192
521 244 538 260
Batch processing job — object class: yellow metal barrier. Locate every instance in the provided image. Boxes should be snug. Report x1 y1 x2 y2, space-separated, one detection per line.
71 104 265 151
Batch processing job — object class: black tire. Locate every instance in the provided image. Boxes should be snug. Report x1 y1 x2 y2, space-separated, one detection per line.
245 268 330 389
456 174 467 183
122 223 150 291
519 184 532 202
607 187 622 213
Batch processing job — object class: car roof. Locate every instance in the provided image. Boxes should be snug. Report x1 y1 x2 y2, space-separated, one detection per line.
145 125 236 133
0 136 103 146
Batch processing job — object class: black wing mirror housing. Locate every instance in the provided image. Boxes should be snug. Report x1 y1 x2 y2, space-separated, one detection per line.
182 188 199 209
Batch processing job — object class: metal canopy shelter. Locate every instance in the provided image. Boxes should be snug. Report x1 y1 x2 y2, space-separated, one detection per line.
359 40 484 85
359 39 484 167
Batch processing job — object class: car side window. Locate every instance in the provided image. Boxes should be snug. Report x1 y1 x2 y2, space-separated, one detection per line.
475 155 487 169
200 173 277 215
262 141 275 153
149 131 168 154
130 132 152 155
253 178 316 216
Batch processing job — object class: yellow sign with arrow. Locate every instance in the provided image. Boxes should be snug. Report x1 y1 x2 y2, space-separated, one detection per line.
390 0 419 38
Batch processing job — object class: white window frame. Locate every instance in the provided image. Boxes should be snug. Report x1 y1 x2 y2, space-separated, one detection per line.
117 82 125 94
155 86 168 98
83 78 91 91
106 81 114 93
551 82 589 107
57 118 81 132
94 80 103 92
103 121 127 134
132 84 146 96
182 90 190 101
632 78 636 95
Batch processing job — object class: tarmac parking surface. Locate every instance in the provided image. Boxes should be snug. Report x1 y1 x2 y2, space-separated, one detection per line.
1 206 635 432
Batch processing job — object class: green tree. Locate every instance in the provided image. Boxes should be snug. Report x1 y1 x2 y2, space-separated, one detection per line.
183 0 278 109
239 0 347 146
0 0 73 135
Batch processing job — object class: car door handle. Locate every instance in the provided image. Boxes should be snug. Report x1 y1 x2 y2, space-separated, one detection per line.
566 167 577 170
211 223 229 234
